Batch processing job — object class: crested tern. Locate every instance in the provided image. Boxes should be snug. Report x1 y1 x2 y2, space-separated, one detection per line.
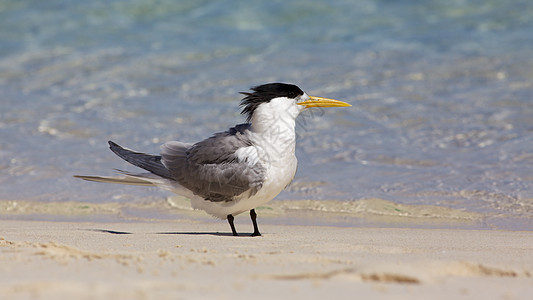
75 83 351 236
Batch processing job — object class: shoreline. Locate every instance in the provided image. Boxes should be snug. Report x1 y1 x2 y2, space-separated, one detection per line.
1 219 532 299
3 196 530 231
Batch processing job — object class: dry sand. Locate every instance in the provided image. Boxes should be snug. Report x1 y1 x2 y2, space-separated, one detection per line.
1 219 532 300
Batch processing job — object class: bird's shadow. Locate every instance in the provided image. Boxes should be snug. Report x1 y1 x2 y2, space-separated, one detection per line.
86 229 132 235
85 229 254 237
156 231 243 237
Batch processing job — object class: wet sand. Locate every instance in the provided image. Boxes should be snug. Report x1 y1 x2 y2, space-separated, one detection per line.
1 219 532 299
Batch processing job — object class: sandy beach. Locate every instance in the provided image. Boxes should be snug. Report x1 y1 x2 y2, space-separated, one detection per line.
1 218 532 300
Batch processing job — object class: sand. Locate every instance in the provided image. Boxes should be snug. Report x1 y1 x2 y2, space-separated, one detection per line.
1 218 532 300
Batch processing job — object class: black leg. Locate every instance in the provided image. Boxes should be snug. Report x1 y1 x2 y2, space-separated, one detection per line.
250 209 261 237
227 214 238 236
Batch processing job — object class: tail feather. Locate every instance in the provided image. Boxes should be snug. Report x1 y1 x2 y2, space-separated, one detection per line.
108 141 172 179
73 175 156 186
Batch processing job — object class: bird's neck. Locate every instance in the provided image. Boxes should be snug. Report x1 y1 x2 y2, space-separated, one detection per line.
249 111 297 158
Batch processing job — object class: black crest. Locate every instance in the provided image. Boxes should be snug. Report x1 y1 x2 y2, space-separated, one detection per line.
239 83 304 122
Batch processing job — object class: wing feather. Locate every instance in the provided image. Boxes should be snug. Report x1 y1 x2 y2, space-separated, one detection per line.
161 124 265 202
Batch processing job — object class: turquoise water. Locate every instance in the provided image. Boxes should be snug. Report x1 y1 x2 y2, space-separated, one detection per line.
1 0 532 229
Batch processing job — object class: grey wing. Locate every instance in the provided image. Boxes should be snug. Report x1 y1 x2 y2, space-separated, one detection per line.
160 124 266 202
108 141 172 179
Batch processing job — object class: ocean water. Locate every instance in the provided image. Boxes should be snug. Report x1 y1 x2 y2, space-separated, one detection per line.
1 0 532 229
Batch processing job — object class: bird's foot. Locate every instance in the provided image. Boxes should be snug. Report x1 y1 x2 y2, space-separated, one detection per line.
227 214 239 236
249 209 261 237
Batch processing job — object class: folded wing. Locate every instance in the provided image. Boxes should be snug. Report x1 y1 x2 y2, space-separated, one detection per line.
161 124 266 202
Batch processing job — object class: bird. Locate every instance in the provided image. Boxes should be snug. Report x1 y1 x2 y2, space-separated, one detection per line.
75 83 351 236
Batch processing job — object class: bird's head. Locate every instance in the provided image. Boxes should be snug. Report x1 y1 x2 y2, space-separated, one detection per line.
239 83 351 122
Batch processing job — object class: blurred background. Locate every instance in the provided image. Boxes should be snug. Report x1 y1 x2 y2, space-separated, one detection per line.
1 0 532 228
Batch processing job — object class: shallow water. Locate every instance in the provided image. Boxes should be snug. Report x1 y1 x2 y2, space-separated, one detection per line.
1 0 532 229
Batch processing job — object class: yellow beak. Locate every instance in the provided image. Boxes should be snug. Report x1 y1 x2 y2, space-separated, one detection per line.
297 96 352 108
